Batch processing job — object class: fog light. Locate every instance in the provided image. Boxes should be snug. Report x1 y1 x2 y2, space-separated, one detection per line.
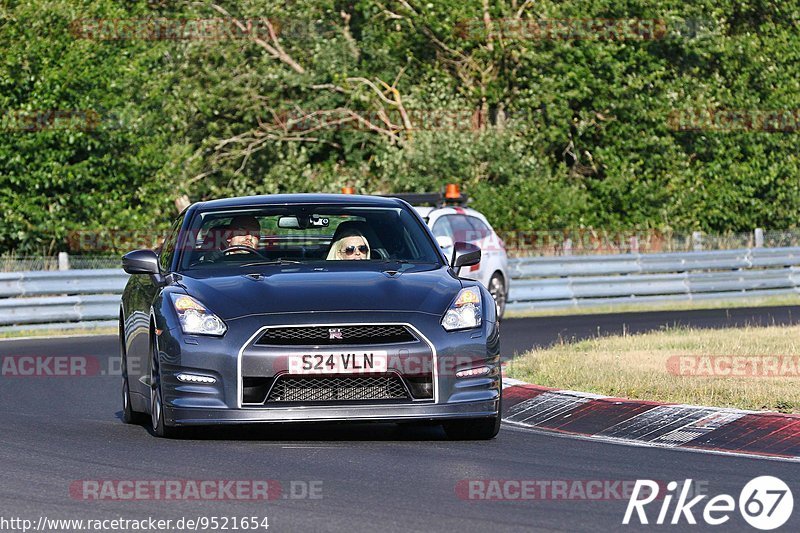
455 366 491 378
176 373 216 384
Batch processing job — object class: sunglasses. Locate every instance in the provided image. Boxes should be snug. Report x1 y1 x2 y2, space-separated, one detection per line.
342 245 369 255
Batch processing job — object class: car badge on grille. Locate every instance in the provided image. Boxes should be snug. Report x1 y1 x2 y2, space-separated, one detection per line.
328 328 343 340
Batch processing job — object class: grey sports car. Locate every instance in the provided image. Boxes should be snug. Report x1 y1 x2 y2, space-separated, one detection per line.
120 194 501 439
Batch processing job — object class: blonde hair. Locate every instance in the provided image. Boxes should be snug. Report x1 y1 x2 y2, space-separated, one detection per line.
326 229 369 260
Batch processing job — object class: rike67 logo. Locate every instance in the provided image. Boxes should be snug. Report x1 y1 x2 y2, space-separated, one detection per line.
624 477 793 530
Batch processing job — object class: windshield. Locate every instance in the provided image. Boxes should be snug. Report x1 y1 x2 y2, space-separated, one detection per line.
177 204 442 271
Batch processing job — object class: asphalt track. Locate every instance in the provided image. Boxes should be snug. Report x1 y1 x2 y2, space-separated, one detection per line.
2 306 800 532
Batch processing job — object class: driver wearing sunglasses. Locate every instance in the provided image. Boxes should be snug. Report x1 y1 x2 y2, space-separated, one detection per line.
327 227 371 260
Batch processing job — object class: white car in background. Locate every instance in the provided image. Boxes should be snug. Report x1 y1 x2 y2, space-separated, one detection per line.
388 186 510 318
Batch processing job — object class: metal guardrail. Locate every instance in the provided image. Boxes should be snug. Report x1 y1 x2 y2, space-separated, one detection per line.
1 248 800 331
0 269 127 330
506 247 800 311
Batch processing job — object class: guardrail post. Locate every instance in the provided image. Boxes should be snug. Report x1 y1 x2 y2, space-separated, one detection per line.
692 231 703 251
57 252 70 271
754 228 764 248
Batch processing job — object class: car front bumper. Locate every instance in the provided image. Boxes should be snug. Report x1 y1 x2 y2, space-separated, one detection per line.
155 310 501 427
167 397 499 426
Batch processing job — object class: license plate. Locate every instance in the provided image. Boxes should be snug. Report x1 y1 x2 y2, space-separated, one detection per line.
288 351 388 374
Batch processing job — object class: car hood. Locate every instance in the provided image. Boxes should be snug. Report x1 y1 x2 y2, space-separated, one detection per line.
176 265 462 319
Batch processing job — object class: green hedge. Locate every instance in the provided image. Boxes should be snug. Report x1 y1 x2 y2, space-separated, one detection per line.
1 0 799 254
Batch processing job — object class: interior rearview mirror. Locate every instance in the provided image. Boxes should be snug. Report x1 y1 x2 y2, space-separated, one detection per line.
277 216 300 229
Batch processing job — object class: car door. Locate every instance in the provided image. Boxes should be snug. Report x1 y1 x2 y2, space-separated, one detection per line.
124 215 182 397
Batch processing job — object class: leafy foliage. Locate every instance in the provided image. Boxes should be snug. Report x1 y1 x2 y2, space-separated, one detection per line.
1 0 799 253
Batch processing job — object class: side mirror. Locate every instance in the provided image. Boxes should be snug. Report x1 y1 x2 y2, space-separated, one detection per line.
436 235 454 249
122 249 160 275
451 241 481 269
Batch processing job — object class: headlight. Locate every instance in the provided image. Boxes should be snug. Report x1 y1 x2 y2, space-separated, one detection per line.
442 287 482 331
170 294 227 336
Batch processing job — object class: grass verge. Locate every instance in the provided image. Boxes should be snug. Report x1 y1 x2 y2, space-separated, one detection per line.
0 327 117 339
504 293 800 318
504 324 800 413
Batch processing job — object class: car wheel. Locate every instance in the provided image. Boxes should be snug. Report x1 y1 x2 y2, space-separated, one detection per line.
150 337 180 439
150 385 177 438
443 416 500 440
121 323 146 425
122 377 146 425
488 273 507 319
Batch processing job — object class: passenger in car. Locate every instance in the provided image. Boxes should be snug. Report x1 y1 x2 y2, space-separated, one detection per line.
326 226 371 260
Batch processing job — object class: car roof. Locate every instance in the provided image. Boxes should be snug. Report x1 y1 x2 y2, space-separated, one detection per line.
414 205 489 222
194 193 406 211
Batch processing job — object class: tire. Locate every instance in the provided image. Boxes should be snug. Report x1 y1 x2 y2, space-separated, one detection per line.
121 321 147 425
122 377 147 425
488 273 507 319
443 416 500 440
443 387 502 440
150 385 180 438
150 335 181 439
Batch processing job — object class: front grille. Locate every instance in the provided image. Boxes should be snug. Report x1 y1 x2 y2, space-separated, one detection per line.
256 325 416 346
266 374 410 402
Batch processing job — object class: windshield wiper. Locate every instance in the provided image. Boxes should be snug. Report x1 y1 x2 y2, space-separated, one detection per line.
241 259 303 267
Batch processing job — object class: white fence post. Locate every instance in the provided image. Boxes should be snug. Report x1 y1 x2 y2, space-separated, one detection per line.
692 231 703 251
57 252 70 271
754 228 764 248
629 236 639 254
